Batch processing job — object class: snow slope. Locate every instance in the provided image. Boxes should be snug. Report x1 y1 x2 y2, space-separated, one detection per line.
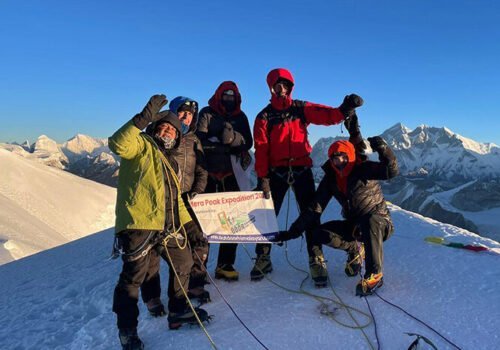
0 149 116 264
0 195 498 349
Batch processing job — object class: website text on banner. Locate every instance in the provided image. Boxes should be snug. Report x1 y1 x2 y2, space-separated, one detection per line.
189 191 279 243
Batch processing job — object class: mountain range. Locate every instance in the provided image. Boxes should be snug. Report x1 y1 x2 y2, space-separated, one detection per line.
310 124 500 242
2 123 499 241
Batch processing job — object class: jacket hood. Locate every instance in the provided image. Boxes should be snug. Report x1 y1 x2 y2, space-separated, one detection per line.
267 68 294 110
169 96 199 132
327 140 356 184
145 110 183 149
208 81 242 116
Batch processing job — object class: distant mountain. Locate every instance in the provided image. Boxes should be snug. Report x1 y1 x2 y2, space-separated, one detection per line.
32 135 69 169
62 134 109 161
311 124 500 242
381 123 500 181
1 134 119 186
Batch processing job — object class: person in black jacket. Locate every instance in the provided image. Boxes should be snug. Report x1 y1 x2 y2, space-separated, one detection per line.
197 81 253 281
274 114 398 295
169 96 210 303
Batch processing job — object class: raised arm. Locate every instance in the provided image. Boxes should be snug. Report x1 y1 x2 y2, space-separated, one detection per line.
303 94 363 126
109 95 168 159
360 137 399 180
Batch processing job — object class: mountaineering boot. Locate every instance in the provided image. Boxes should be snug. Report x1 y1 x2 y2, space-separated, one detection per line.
215 264 239 281
168 306 210 330
188 286 211 305
345 244 365 277
309 255 328 288
356 273 384 296
118 328 144 350
250 254 273 281
146 297 166 317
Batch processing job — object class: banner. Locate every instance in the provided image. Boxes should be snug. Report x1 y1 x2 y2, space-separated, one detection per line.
189 191 279 243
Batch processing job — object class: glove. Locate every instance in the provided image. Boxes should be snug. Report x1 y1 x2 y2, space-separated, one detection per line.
240 151 252 171
367 136 388 152
339 94 363 119
272 226 302 243
187 191 198 200
270 231 289 243
133 94 168 130
221 122 235 145
257 177 271 199
184 220 208 248
343 113 360 136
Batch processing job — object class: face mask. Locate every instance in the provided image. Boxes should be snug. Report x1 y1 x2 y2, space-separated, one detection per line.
181 123 190 135
222 100 236 113
155 134 176 149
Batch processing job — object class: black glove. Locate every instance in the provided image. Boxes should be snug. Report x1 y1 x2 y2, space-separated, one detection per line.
270 231 289 243
339 94 363 120
187 191 198 200
221 122 235 145
343 113 360 136
184 220 207 248
133 94 169 130
367 136 388 152
257 177 271 199
272 225 302 243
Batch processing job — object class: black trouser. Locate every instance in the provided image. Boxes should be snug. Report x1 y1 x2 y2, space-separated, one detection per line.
182 193 209 289
255 167 319 258
312 213 393 277
205 173 240 266
113 229 193 330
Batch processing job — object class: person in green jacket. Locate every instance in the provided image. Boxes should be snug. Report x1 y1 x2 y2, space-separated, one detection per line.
109 95 209 350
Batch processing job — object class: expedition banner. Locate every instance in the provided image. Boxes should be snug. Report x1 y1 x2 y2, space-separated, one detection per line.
189 191 279 243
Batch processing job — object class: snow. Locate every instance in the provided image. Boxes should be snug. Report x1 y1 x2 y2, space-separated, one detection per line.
62 134 108 161
420 181 500 242
0 149 116 264
0 186 499 349
380 124 500 180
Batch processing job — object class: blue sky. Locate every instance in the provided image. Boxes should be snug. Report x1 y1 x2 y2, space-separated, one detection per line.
1 0 499 145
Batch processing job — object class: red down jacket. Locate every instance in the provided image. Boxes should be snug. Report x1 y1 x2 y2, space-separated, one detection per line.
253 68 346 178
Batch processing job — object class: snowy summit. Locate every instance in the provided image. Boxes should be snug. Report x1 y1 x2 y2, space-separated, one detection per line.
0 174 498 349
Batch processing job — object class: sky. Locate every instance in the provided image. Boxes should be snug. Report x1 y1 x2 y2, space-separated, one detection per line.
0 0 499 146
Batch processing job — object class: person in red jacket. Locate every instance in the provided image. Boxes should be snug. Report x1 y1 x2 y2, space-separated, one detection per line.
252 67 363 285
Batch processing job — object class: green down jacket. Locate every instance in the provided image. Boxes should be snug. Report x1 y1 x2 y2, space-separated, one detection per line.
109 120 192 233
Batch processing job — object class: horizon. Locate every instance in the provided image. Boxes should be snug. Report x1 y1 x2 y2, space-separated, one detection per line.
4 121 499 148
1 1 499 145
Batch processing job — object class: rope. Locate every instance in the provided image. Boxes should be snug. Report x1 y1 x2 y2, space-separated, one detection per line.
285 172 376 348
163 237 218 349
239 170 376 348
193 250 270 350
364 297 381 350
374 292 462 350
158 148 217 349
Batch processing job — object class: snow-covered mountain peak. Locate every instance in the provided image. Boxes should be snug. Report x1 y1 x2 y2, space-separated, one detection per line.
95 151 116 164
33 134 59 153
63 134 108 160
29 135 69 169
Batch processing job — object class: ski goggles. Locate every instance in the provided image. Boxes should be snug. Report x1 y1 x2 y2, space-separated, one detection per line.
178 101 198 113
